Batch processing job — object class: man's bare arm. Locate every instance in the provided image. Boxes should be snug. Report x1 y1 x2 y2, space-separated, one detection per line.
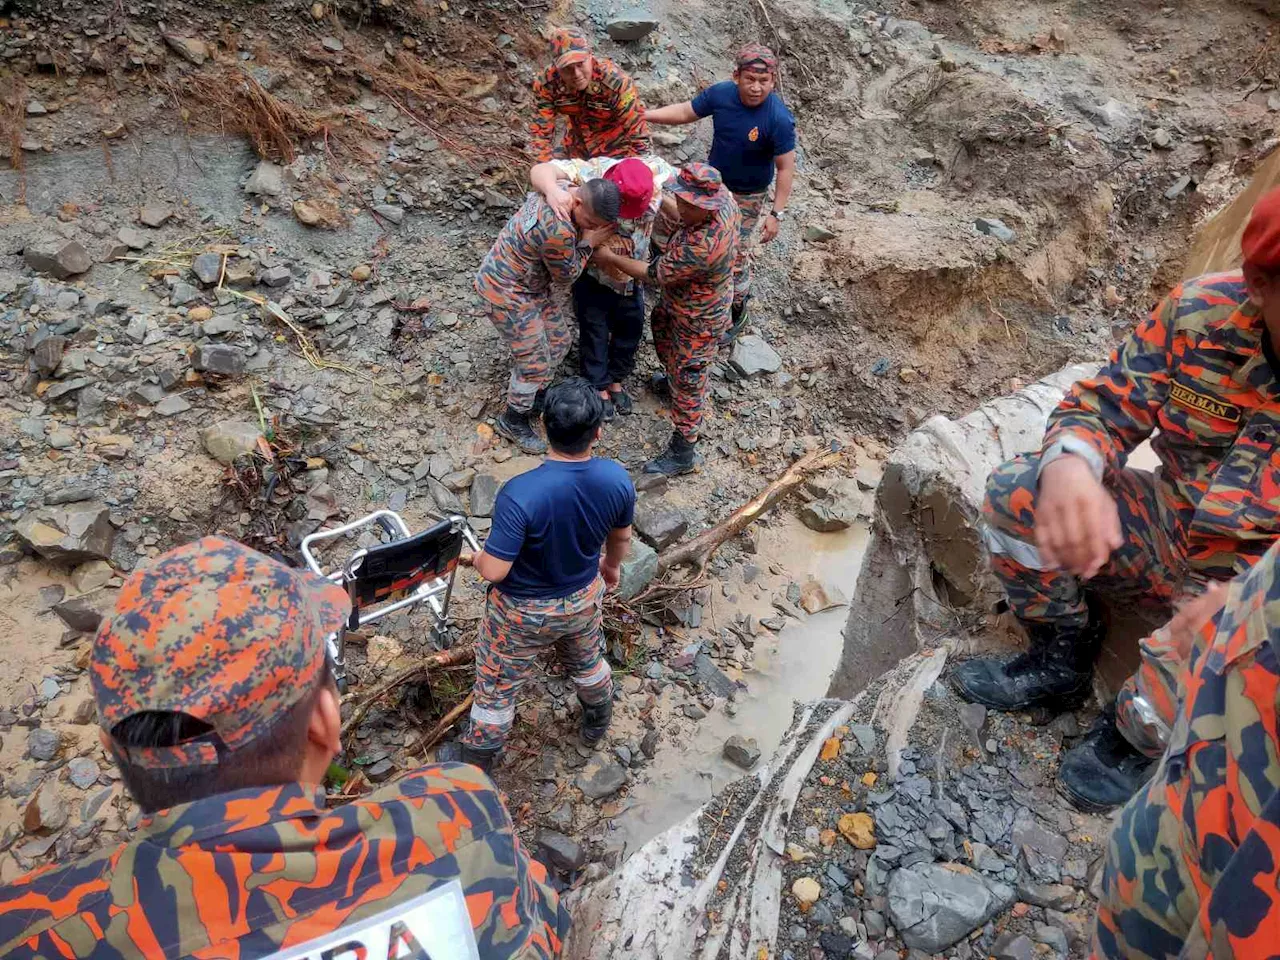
645 102 698 125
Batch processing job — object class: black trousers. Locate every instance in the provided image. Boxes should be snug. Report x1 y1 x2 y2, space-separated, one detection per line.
573 272 645 391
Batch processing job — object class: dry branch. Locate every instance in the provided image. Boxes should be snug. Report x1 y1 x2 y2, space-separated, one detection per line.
409 694 474 756
657 444 846 575
340 643 474 739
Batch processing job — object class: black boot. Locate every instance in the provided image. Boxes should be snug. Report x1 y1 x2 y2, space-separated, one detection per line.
600 395 616 423
649 372 672 401
436 740 500 773
1057 705 1155 812
644 431 701 476
723 298 749 345
951 611 1103 712
580 698 613 747
610 388 634 416
530 388 547 418
495 406 547 455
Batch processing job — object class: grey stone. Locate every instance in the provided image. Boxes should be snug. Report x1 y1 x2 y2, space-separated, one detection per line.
192 252 223 284
803 225 837 242
259 264 292 287
45 485 95 506
428 477 464 515
723 735 761 769
169 281 201 306
799 498 855 533
374 204 406 224
693 653 738 698
958 702 986 737
40 677 61 700
23 784 68 833
163 34 209 64
640 729 659 757
16 502 114 564
606 10 660 41
117 226 149 250
193 344 248 375
202 313 241 337
992 933 1035 960
202 421 263 464
545 801 573 832
155 395 192 416
365 758 396 783
32 334 67 375
863 909 887 938
28 728 62 762
683 703 707 720
1012 810 1068 862
1165 174 1193 200
245 160 286 197
1032 923 1069 959
52 597 103 633
618 538 658 599
575 758 627 800
885 863 1015 952
45 377 92 401
82 785 113 822
729 334 782 377
139 203 173 228
826 863 851 889
469 473 502 518
24 238 92 279
975 218 1015 243
67 758 99 790
633 498 688 549
644 662 664 681
536 829 586 871
1152 127 1173 149
1017 881 1075 910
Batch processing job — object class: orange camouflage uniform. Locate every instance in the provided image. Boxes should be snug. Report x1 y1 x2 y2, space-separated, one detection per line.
0 765 569 959
983 271 1280 755
1094 537 1280 960
529 57 649 162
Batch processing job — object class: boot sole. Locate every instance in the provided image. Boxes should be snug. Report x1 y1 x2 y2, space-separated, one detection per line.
949 674 1092 713
1055 778 1121 814
494 420 546 454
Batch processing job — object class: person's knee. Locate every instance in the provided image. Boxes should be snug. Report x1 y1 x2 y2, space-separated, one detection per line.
983 455 1041 530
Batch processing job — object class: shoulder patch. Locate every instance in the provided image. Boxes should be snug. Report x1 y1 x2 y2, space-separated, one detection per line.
1169 381 1242 423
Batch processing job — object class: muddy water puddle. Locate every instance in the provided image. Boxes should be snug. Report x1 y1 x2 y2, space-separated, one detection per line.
613 517 870 856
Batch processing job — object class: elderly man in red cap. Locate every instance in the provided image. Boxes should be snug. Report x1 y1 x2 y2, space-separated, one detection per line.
592 163 739 476
531 154 676 418
951 187 1280 813
529 26 650 163
646 43 796 342
0 537 570 958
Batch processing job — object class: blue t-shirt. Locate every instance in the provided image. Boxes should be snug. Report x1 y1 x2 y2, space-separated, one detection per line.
484 458 636 600
690 81 796 195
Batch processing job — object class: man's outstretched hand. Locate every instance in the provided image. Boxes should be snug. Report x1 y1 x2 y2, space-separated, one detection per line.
599 557 620 591
1035 454 1123 579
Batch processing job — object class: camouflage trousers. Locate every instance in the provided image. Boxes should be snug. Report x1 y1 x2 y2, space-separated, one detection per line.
983 453 1224 757
463 578 612 752
730 189 768 310
483 291 572 413
651 300 725 443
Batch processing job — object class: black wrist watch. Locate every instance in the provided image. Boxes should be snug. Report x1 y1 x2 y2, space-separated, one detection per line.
769 210 785 221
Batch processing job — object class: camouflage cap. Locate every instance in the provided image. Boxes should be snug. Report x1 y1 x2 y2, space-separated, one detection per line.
672 162 727 211
551 27 592 69
92 536 350 768
735 43 777 73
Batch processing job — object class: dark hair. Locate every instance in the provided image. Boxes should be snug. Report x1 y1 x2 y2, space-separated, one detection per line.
109 661 331 813
543 377 605 455
580 178 621 223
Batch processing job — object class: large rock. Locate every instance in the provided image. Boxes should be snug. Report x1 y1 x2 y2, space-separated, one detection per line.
606 10 660 41
886 863 1016 953
24 239 92 279
202 420 263 464
16 502 114 564
469 473 502 518
537 829 587 872
618 538 658 600
245 160 286 197
729 335 782 377
633 497 688 550
723 735 761 769
799 498 856 533
576 757 627 800
192 344 248 376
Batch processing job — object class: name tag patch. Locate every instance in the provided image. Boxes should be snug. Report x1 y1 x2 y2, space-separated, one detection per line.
1169 382 1242 423
264 882 480 960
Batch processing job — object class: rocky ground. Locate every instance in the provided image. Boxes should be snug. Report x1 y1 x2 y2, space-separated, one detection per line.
0 0 1276 940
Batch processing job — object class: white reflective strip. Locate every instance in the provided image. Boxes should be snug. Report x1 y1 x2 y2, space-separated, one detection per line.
573 660 612 688
1127 694 1172 751
981 524 1048 571
469 702 516 727
1040 435 1105 481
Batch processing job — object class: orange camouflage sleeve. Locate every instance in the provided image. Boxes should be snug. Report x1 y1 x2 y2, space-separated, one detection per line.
539 214 591 286
604 63 649 156
529 69 558 162
650 231 708 288
1041 288 1178 479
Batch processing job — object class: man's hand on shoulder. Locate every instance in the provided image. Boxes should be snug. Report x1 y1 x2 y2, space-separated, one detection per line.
1035 454 1122 579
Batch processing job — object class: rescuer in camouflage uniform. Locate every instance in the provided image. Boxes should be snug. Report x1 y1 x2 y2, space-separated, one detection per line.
0 537 569 959
1093 543 1280 960
953 186 1280 813
591 163 740 476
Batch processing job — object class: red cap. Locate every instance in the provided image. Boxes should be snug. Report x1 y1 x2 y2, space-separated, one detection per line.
1242 187 1280 272
606 158 655 219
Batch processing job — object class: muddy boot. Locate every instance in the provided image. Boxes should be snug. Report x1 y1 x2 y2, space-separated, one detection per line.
600 395 616 423
530 387 547 418
951 611 1102 712
610 388 634 416
722 298 749 345
495 406 547 455
649 372 672 401
644 431 701 476
1057 705 1155 812
580 698 613 748
436 740 501 774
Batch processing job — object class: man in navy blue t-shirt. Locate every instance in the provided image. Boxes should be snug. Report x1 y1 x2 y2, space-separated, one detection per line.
441 378 636 771
646 43 797 341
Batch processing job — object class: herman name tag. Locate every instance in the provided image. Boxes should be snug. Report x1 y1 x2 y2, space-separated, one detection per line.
263 881 480 960
1169 382 1242 423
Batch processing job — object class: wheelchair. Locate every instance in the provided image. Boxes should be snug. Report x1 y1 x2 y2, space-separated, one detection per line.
300 510 480 692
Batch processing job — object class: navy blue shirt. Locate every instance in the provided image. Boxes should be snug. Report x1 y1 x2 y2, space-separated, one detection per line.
484 458 636 600
691 81 796 195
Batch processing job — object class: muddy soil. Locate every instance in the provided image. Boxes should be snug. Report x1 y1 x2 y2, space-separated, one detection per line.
0 0 1277 912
